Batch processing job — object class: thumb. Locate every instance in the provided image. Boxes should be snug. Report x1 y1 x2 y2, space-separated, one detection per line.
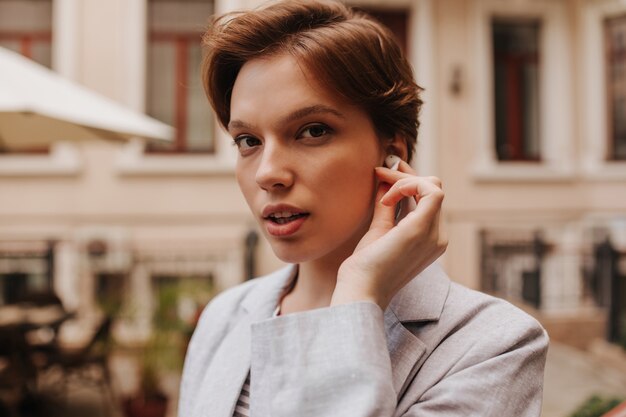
353 182 396 253
368 182 396 234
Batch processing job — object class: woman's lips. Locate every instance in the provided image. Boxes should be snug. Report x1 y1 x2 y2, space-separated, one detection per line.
265 214 309 237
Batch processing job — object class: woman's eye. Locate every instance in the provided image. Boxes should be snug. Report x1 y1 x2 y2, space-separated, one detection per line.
233 136 261 150
299 124 331 139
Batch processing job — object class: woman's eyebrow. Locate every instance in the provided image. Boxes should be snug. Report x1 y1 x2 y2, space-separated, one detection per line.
227 119 254 132
279 105 346 125
228 105 345 132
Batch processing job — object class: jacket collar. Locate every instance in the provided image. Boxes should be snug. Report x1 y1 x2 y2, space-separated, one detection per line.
240 262 450 323
240 264 298 318
388 262 450 322
234 262 451 411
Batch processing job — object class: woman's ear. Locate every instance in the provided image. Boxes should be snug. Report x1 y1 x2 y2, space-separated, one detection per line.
385 133 408 162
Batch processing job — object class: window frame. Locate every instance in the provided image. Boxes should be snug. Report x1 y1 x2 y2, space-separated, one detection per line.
604 14 626 162
145 31 214 154
471 0 574 183
116 0 238 176
581 0 626 181
491 18 542 163
0 2 53 155
0 32 53 153
0 0 85 175
0 31 52 64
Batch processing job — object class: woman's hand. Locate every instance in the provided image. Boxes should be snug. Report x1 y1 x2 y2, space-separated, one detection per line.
330 160 447 310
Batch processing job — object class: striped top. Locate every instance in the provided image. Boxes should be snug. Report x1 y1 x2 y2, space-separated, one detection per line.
233 374 251 417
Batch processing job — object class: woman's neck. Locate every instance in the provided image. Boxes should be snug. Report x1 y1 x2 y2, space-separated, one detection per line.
285 261 339 311
278 214 371 315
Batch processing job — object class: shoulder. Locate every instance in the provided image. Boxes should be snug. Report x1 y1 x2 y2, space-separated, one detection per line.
396 269 549 415
412 271 549 375
444 280 547 343
394 263 546 343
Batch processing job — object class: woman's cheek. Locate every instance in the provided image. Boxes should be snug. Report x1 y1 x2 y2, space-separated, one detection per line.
335 170 377 220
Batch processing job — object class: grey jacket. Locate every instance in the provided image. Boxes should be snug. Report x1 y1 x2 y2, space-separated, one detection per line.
179 263 549 417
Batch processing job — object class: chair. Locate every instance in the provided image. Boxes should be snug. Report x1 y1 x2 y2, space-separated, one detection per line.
16 291 63 308
43 315 114 405
23 293 74 365
0 327 38 417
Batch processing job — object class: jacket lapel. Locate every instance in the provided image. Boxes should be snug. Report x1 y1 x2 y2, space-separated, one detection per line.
384 308 427 399
384 262 451 402
199 266 297 417
198 314 253 417
198 263 449 416
388 262 450 323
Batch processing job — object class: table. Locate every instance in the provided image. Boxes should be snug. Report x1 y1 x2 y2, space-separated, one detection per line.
0 303 73 403
0 304 68 329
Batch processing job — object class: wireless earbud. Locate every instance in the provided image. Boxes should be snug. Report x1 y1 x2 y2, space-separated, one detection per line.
384 155 401 171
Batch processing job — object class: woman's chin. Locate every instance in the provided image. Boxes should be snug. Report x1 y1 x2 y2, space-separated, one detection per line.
271 247 315 264
268 240 324 265
268 239 356 267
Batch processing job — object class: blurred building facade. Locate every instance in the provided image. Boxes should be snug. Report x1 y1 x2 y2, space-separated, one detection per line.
0 0 625 348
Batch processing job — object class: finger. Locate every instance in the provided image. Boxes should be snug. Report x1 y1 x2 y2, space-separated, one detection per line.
376 164 441 185
369 182 396 232
396 159 417 175
380 176 442 207
382 195 445 265
408 199 448 260
426 176 443 189
374 166 416 185
398 187 445 236
429 204 441 234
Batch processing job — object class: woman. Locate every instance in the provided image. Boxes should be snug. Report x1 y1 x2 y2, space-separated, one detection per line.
179 1 549 416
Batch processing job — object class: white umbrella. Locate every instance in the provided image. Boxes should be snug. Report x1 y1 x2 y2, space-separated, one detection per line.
0 47 174 150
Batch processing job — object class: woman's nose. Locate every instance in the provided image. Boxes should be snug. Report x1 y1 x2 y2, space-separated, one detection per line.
255 142 294 191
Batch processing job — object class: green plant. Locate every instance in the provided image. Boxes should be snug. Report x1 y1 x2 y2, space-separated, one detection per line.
137 276 216 390
122 276 214 417
138 355 162 400
569 395 625 417
123 347 168 417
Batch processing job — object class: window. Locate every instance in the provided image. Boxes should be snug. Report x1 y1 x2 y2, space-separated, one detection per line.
492 19 541 162
472 1 573 181
0 0 52 67
355 7 409 56
0 0 52 154
0 241 54 305
606 15 626 161
146 0 215 153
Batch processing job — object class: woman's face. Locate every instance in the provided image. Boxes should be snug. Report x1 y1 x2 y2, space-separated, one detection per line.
229 54 385 264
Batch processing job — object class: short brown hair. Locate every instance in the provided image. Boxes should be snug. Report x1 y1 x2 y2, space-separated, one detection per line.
202 0 423 162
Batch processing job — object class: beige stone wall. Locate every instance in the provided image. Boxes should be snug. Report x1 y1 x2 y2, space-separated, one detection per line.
431 0 626 318
2 0 626 330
